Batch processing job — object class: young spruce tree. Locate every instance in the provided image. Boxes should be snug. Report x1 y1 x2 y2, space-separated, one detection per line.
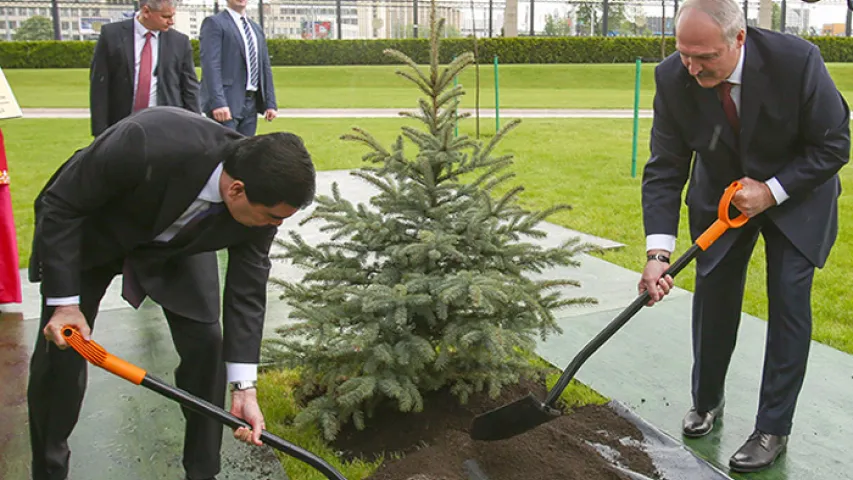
264 2 595 442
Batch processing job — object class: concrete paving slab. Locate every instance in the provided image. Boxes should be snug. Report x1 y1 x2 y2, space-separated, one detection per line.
3 169 622 320
20 107 656 119
536 293 853 480
0 307 292 480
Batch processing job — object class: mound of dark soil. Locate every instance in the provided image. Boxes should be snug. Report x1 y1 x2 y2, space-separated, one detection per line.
330 376 663 480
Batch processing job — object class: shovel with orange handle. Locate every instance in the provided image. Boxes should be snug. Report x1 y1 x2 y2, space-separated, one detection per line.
60 326 349 480
469 180 750 442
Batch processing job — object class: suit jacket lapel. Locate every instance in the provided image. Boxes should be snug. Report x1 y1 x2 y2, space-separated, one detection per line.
151 155 223 238
222 11 247 61
739 39 768 154
122 20 135 84
692 82 739 153
157 29 167 77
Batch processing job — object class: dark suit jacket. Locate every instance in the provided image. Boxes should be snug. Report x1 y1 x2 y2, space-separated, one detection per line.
90 19 201 137
642 27 851 275
198 10 276 116
28 107 276 364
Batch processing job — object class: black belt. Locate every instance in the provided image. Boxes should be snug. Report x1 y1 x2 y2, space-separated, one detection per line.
245 90 257 97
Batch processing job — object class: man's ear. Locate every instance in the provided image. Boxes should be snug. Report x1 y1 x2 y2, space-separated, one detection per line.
225 180 246 199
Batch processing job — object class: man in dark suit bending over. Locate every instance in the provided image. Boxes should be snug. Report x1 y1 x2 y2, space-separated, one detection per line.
90 0 200 137
639 0 849 473
27 106 316 480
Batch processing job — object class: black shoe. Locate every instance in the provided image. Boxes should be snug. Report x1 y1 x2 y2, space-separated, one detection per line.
729 430 788 473
186 477 217 480
682 400 724 438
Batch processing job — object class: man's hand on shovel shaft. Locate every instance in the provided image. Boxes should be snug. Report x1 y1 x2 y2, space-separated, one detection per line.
231 388 265 446
639 252 673 306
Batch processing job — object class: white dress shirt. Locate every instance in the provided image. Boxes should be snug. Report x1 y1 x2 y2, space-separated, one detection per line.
45 163 257 383
225 7 259 92
646 44 790 254
133 16 159 108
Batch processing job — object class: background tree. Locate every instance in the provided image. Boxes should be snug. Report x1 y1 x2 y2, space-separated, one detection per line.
771 1 782 31
14 16 54 41
263 2 595 442
544 12 573 36
575 2 625 36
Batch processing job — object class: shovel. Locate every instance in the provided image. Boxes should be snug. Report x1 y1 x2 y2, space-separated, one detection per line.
469 180 749 441
61 326 348 480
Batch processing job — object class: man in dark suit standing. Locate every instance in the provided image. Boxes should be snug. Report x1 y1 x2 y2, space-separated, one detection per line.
639 0 850 473
199 0 277 136
89 0 200 137
26 106 315 480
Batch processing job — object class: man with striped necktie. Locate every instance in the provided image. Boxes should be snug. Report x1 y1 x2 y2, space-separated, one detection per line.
199 0 277 136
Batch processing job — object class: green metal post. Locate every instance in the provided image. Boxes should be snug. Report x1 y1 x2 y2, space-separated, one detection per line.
631 57 641 178
454 72 459 137
453 55 459 138
494 55 500 132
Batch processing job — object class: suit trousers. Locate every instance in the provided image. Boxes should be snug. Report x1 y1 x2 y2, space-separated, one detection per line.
690 217 815 436
27 264 227 480
222 92 259 137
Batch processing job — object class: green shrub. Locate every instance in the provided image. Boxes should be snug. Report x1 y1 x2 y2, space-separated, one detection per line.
2 35 850 68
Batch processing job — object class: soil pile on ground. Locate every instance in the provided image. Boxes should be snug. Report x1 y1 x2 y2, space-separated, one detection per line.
330 376 663 480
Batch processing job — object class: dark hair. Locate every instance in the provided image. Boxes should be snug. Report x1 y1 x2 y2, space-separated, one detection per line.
223 132 316 209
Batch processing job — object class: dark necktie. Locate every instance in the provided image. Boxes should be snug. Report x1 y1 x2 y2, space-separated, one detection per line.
121 202 226 308
133 31 153 112
716 81 740 135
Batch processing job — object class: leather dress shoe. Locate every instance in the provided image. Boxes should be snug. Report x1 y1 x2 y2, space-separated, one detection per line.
729 430 788 473
682 400 724 438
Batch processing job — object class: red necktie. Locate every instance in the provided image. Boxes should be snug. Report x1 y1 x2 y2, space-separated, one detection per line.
716 81 740 135
133 32 153 112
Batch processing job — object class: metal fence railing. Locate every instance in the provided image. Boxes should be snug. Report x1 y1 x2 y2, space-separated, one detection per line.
3 0 850 41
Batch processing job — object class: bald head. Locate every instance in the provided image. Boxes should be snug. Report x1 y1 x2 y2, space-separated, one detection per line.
675 0 745 88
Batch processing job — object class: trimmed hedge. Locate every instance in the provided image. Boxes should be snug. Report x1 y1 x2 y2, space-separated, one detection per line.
2 35 852 68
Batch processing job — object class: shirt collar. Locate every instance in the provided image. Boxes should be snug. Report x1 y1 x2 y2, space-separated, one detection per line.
198 163 224 203
134 15 160 39
726 43 745 85
226 7 246 21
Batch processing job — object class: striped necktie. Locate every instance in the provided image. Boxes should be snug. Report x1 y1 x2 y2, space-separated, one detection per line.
240 17 259 89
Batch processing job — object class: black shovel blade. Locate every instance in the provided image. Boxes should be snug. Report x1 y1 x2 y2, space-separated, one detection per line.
469 392 562 441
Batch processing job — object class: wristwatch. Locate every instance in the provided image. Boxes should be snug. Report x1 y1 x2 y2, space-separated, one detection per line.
229 380 257 392
647 253 671 263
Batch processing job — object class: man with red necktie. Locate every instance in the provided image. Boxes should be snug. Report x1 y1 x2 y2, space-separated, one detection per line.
89 0 200 137
639 0 850 473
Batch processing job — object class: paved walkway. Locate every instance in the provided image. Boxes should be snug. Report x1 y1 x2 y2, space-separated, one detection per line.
17 108 853 120
3 170 853 480
22 107 653 119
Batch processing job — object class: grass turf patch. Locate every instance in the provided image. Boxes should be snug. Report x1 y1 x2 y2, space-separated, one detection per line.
7 63 853 110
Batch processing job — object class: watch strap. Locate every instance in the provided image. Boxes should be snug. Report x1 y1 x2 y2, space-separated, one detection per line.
647 253 671 263
229 380 257 392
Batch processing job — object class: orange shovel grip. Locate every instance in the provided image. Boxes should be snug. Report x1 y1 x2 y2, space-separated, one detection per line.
696 181 750 251
62 327 147 385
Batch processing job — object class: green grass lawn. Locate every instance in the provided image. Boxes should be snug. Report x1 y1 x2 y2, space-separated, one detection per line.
8 63 853 110
5 116 853 356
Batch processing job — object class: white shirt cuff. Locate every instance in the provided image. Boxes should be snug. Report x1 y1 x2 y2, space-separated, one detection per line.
46 296 81 306
646 234 676 254
765 177 789 205
226 362 257 383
